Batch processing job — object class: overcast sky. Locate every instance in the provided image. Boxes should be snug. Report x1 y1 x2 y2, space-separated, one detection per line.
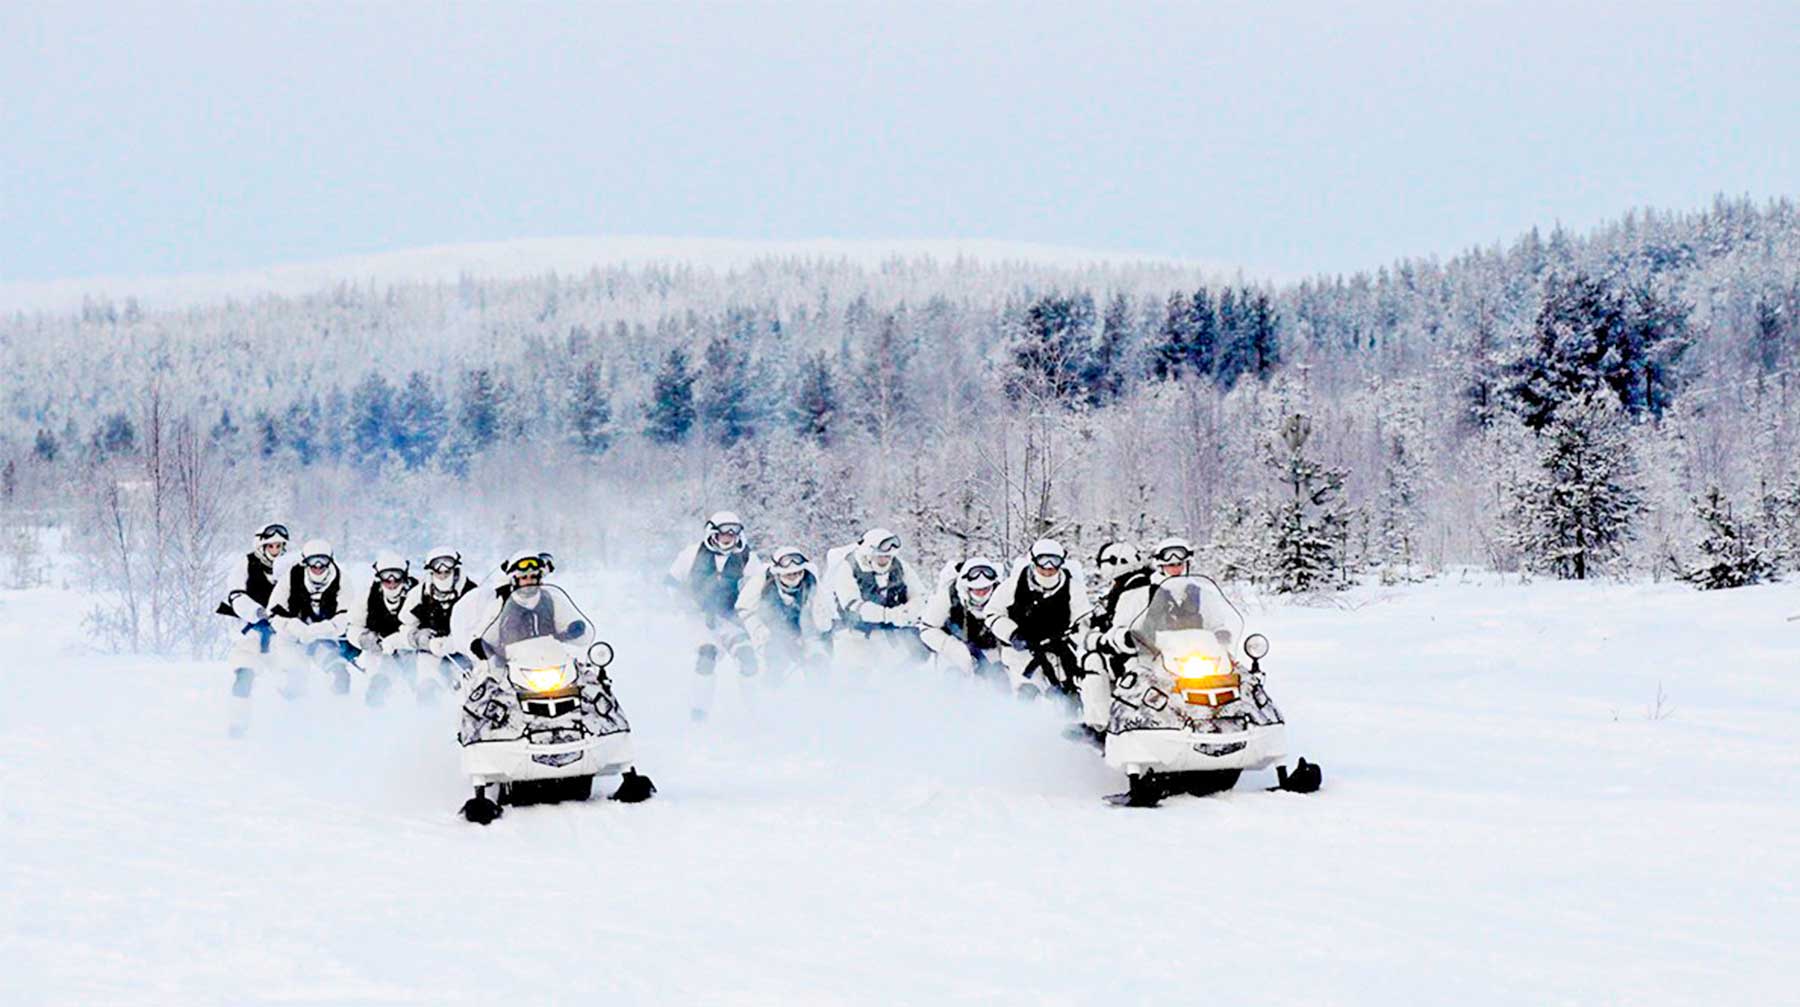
3 1 1795 283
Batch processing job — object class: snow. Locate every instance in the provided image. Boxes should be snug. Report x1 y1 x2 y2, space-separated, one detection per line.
3 570 1797 1004
0 236 1214 315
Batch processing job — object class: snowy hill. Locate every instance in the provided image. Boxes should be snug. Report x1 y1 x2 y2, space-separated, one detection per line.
0 235 1216 314
3 570 1796 1003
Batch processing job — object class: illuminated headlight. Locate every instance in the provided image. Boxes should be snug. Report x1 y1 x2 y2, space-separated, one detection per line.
519 663 572 694
1177 654 1222 677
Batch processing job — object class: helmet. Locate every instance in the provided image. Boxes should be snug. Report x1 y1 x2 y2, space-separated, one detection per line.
958 556 1000 603
1151 536 1193 573
705 511 745 552
424 545 461 574
859 527 902 556
1096 541 1141 579
768 546 809 590
1028 538 1066 570
372 551 409 591
254 522 290 545
503 549 548 578
299 539 335 579
253 522 290 564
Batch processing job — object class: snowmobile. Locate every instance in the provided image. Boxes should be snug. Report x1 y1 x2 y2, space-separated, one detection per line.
1103 574 1319 806
457 584 653 824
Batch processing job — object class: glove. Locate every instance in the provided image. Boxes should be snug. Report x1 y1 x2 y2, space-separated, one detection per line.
1009 632 1032 651
429 636 454 658
557 619 587 642
1101 626 1136 654
354 629 381 653
380 632 407 655
230 596 267 623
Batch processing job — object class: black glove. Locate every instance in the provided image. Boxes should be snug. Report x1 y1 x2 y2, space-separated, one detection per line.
1009 632 1031 650
470 638 488 660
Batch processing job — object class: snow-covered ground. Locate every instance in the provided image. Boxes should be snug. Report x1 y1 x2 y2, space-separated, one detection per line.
3 571 1797 1005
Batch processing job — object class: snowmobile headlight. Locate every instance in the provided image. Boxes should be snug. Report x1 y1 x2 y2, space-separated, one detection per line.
519 663 572 694
1172 653 1240 707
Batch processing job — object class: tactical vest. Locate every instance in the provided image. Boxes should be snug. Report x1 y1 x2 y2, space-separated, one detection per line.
363 579 414 637
410 578 475 637
274 564 341 624
852 560 910 608
216 552 277 617
491 594 563 651
946 588 999 651
1100 569 1152 627
1005 566 1073 645
687 546 749 619
759 571 814 636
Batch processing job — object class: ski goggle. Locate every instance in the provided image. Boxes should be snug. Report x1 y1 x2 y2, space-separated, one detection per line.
772 552 808 570
869 536 901 556
1154 546 1192 563
303 556 332 572
377 570 408 585
427 558 459 574
508 556 544 574
1031 553 1065 570
257 524 290 542
961 564 999 584
710 523 743 537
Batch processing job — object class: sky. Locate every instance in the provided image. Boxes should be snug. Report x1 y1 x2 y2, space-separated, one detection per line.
3 1 1796 284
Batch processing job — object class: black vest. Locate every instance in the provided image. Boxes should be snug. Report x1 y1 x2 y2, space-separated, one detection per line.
1099 569 1153 627
217 553 277 617
410 578 476 637
1005 567 1073 644
274 564 341 624
363 579 414 636
852 560 910 608
687 546 749 619
946 588 1000 651
759 571 815 636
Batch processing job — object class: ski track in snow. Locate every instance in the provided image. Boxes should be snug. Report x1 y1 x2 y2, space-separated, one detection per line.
2 574 1797 1005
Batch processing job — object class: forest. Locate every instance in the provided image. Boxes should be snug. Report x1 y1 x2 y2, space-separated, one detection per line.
2 195 1796 655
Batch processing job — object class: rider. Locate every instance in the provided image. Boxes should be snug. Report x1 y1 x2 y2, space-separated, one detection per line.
349 551 417 706
822 526 926 671
1097 536 1194 660
218 521 290 735
984 538 1090 700
918 556 1004 680
1071 540 1144 743
474 550 589 666
734 545 830 685
666 511 759 721
267 538 354 694
402 545 480 691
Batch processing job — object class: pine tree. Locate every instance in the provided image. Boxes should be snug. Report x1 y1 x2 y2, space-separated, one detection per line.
1261 412 1352 593
645 347 697 445
32 427 58 463
457 368 502 453
789 350 838 446
1082 292 1136 405
567 359 614 456
1509 272 1690 429
1151 291 1196 381
393 371 447 469
1758 478 1800 572
1508 393 1644 579
1376 381 1431 580
1007 293 1094 404
348 371 397 469
280 399 318 466
1678 487 1775 589
698 333 756 447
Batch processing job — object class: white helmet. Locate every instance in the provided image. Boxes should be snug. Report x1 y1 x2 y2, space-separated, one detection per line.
957 556 1001 603
1096 541 1141 580
705 511 745 552
860 527 902 557
1151 536 1193 573
768 546 810 589
1028 538 1067 569
254 522 290 545
299 540 335 582
372 551 409 579
503 549 550 580
424 545 461 571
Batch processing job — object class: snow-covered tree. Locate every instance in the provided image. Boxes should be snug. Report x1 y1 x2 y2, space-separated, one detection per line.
392 371 446 470
1677 487 1776 589
1508 393 1644 580
348 371 397 470
698 333 756 447
789 350 838 446
1261 412 1351 593
566 359 614 457
645 347 697 446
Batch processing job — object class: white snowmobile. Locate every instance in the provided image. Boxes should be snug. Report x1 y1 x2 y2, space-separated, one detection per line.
1103 574 1319 806
458 582 654 824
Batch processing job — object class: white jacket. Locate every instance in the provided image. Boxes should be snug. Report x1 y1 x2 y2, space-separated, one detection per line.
822 546 925 630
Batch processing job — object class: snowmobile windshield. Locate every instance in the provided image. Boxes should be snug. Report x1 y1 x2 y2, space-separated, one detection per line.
478 584 596 665
1128 575 1246 659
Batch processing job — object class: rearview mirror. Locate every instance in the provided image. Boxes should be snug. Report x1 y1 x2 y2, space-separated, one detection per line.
587 641 614 667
